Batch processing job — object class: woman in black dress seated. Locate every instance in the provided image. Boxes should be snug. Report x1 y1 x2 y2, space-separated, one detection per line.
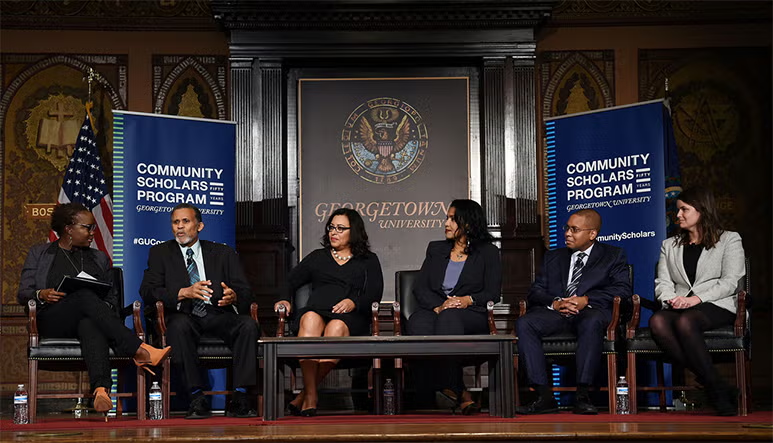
407 199 502 414
17 203 171 417
274 208 383 416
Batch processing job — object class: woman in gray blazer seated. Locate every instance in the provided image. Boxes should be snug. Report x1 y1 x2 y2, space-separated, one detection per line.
650 187 745 416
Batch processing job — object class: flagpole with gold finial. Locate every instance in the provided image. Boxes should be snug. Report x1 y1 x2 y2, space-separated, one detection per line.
83 68 96 133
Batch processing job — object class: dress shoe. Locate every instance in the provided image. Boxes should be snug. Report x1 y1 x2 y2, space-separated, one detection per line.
707 383 738 416
300 408 317 417
573 395 598 415
226 391 257 418
516 396 559 415
133 343 172 376
185 392 212 419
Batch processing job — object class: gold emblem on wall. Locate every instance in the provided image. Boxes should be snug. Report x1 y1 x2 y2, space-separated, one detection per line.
178 84 205 118
24 94 87 171
672 86 739 163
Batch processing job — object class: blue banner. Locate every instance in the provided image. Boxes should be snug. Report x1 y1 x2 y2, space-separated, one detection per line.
113 111 236 409
545 100 667 317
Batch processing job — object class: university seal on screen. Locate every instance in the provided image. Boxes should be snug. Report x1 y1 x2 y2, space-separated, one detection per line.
341 97 428 184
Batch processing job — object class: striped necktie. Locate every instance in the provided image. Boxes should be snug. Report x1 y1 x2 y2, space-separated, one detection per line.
566 252 587 298
186 248 207 317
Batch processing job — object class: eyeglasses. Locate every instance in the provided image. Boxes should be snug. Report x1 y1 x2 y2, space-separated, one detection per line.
75 223 97 232
327 225 351 233
563 225 594 234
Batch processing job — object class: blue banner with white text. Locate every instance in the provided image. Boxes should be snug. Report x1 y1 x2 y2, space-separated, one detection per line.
113 111 236 409
545 100 667 320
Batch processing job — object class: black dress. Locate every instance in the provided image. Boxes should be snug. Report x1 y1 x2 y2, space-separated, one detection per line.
282 248 384 336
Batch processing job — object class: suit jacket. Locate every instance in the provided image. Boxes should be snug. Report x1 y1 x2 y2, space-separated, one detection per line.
655 231 745 314
17 242 113 309
413 240 502 313
139 239 254 315
528 241 630 313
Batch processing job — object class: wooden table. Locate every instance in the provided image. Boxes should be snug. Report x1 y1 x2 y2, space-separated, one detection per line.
260 334 516 421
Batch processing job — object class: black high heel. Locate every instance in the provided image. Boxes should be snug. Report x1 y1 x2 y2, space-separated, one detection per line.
460 400 479 415
300 408 317 417
435 389 460 414
287 403 302 416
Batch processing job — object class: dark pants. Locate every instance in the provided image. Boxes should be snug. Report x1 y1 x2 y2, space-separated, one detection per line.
515 307 611 387
165 311 260 394
649 303 735 387
407 308 489 403
38 289 142 391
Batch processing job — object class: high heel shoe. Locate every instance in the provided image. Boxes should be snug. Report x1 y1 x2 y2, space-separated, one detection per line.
133 343 172 375
287 403 302 416
300 407 317 417
93 387 112 422
435 389 460 414
460 400 479 415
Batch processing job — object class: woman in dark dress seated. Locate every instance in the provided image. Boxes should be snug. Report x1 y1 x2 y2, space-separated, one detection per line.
649 188 745 416
274 208 383 416
407 199 502 414
17 203 171 418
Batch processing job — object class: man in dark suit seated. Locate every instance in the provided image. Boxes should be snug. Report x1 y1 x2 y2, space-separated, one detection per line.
140 203 260 419
515 209 631 415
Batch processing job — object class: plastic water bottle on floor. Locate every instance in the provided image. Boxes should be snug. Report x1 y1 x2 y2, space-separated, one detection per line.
14 384 29 424
73 397 88 419
149 381 163 420
383 378 395 415
615 376 630 414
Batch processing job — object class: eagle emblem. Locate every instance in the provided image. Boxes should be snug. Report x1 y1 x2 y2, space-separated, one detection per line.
341 98 428 184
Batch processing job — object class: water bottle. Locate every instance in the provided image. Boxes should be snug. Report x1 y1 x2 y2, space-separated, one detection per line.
73 397 88 419
674 390 687 411
615 376 630 415
14 384 29 424
149 381 163 420
383 378 395 415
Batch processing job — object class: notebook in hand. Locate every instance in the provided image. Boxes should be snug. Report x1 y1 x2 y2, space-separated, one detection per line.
56 275 112 298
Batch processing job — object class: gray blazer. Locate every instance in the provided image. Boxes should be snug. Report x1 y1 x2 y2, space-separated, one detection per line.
17 242 111 309
654 231 745 314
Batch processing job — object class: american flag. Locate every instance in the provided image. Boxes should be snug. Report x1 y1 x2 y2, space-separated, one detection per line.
49 107 113 260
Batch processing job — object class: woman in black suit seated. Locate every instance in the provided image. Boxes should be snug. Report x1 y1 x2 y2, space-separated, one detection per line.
407 199 502 414
274 208 384 416
17 203 170 417
649 187 745 415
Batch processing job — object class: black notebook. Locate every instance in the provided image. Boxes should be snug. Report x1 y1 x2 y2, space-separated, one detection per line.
56 276 112 298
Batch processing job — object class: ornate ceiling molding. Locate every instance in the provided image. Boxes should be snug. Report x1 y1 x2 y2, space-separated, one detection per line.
211 0 557 31
0 0 218 31
549 0 771 26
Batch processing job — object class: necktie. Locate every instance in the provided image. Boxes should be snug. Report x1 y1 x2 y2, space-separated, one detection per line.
566 252 587 298
186 248 207 317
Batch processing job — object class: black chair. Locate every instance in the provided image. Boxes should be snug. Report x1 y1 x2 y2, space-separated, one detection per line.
392 270 496 414
513 264 633 414
153 300 261 419
26 267 147 423
276 284 383 414
625 258 751 415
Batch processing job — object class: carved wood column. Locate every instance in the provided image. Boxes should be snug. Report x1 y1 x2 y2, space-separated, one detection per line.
482 57 507 228
257 58 288 230
512 57 539 231
230 57 256 228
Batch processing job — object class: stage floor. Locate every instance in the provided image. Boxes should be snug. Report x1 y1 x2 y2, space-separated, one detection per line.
2 411 772 442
